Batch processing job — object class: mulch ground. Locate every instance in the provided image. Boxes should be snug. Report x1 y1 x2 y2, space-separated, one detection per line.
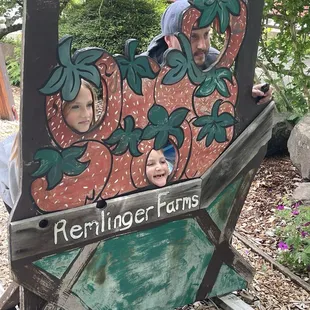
0 87 309 309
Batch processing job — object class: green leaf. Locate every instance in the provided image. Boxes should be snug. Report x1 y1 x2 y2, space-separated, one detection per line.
63 161 89 176
216 79 230 97
126 39 139 62
206 126 216 147
196 125 210 141
154 131 169 150
134 57 156 79
211 99 223 117
115 56 129 79
39 67 66 95
46 166 63 190
124 116 135 132
141 125 157 140
74 48 104 65
129 138 143 157
105 129 125 145
217 112 236 127
58 36 73 67
77 64 101 88
193 115 213 126
169 127 184 148
62 69 81 102
127 65 142 95
214 125 227 143
162 50 188 85
148 105 169 125
169 108 189 127
62 145 87 160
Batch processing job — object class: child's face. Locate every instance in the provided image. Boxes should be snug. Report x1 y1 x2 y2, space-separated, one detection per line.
146 150 169 187
64 85 94 133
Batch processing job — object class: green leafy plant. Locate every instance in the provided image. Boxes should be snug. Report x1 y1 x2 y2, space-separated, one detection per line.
275 201 310 274
105 116 143 156
190 0 240 33
163 33 204 85
193 99 236 147
195 67 233 97
142 105 189 150
40 36 103 101
115 39 157 95
32 144 89 190
4 37 21 86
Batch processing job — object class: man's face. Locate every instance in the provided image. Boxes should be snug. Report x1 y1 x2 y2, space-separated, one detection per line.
165 26 211 68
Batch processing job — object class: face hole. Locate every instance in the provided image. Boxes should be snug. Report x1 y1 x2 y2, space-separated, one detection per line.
62 80 105 134
39 219 49 228
96 199 107 209
146 143 176 188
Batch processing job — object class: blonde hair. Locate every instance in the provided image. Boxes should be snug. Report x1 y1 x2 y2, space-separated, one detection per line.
62 79 97 127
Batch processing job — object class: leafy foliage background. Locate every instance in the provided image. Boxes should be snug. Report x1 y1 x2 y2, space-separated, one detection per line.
58 0 167 55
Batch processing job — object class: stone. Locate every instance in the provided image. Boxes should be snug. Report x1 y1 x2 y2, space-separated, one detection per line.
292 182 310 204
287 115 310 180
266 112 294 157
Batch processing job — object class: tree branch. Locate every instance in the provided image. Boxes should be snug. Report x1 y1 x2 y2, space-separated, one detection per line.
0 23 22 40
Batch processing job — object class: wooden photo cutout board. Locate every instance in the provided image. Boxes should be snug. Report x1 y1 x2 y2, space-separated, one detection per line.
3 0 274 309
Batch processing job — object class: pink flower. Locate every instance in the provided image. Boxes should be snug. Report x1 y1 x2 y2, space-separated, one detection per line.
278 241 289 250
304 222 310 227
292 209 300 216
301 231 308 238
291 201 302 208
277 204 285 210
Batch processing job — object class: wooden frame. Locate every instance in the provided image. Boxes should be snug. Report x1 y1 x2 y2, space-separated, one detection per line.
0 0 273 309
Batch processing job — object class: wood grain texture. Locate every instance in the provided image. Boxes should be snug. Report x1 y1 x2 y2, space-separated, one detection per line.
0 282 19 310
10 179 201 262
200 102 275 209
19 286 46 310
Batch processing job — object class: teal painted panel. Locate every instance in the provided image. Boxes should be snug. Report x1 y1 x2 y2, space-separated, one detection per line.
208 264 247 297
33 248 80 279
72 219 214 310
206 178 243 231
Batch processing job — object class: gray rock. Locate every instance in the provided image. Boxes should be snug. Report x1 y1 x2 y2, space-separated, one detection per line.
292 183 310 204
266 112 293 156
287 115 310 180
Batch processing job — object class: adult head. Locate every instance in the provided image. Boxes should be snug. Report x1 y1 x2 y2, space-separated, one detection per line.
62 80 96 133
161 0 211 68
146 149 169 187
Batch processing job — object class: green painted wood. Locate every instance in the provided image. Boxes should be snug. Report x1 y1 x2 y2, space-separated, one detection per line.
206 178 243 231
208 264 247 298
33 248 80 279
71 219 214 309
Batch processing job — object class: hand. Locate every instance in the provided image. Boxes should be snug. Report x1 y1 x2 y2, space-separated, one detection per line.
252 83 273 105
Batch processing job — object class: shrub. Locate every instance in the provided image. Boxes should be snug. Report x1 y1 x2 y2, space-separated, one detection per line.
275 200 310 274
2 37 21 86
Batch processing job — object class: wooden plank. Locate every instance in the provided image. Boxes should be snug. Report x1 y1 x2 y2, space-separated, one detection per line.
234 0 266 134
234 232 310 293
10 179 201 262
19 286 46 310
214 293 254 310
0 47 14 121
0 282 19 310
200 102 274 210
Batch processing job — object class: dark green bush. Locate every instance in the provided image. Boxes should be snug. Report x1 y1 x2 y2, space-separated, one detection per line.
59 0 167 55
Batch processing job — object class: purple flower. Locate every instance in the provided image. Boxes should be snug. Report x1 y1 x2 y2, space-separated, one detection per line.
304 222 310 227
292 209 300 216
277 204 285 210
291 201 302 208
301 231 308 238
278 241 289 250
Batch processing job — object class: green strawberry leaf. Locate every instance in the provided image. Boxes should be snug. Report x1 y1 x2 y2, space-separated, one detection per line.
32 145 89 190
104 116 142 156
115 39 157 95
195 67 233 98
169 108 189 127
190 0 241 33
154 131 169 150
40 35 104 101
193 99 236 147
